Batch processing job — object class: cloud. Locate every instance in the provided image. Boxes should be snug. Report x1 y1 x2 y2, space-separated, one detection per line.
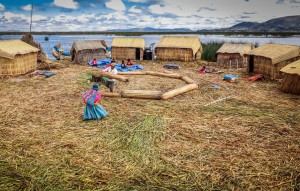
1 0 300 31
105 0 125 11
149 0 217 17
129 6 142 13
89 3 97 8
21 4 33 11
127 0 160 2
3 12 29 22
243 12 256 14
197 7 216 12
0 3 5 11
53 0 78 9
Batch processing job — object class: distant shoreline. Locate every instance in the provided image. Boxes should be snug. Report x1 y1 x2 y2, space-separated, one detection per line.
0 31 300 36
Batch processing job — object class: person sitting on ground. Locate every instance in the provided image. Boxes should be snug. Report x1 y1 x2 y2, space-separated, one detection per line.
126 59 134 66
102 62 117 92
199 66 206 74
121 60 126 68
82 84 107 120
91 58 97 66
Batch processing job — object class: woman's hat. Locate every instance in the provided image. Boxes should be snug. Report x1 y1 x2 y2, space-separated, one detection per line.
92 84 99 91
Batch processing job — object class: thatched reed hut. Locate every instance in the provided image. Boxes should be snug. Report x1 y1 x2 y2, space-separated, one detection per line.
0 39 39 76
280 60 300 95
216 43 254 68
70 40 107 64
111 38 145 61
247 44 300 79
155 36 202 62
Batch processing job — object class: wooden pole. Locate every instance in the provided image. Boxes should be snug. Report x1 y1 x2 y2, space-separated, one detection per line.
161 84 198 100
181 76 198 85
121 90 162 99
118 71 146 75
91 71 129 82
29 4 33 33
145 71 183 79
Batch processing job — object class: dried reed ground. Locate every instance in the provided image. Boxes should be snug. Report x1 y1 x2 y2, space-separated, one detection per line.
0 61 299 190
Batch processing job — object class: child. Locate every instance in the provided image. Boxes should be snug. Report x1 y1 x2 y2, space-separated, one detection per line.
121 60 126 68
199 66 206 74
91 58 97 66
126 59 133 66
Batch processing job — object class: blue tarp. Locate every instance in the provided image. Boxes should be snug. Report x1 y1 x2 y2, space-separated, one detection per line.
115 64 144 72
54 46 71 56
62 51 70 56
88 59 144 72
88 59 112 68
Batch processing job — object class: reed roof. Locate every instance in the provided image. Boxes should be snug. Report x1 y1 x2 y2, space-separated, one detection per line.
70 40 106 53
248 44 300 64
111 38 145 50
155 36 202 55
0 39 39 59
217 43 253 56
280 59 300 75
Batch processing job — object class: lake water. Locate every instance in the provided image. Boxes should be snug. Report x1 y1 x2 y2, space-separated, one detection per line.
1 34 300 60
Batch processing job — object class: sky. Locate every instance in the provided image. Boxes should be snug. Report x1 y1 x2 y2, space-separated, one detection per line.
0 0 299 31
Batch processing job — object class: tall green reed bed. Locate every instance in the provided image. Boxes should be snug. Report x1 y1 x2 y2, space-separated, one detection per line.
201 41 259 62
201 41 223 62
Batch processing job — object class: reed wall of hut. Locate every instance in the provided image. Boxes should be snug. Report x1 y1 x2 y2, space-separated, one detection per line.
280 73 300 95
111 47 143 61
248 56 300 79
155 48 197 62
0 52 37 76
73 49 106 64
217 53 249 68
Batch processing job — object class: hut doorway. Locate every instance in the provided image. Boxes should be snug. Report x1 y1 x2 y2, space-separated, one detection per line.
249 55 254 73
71 51 76 62
135 48 140 60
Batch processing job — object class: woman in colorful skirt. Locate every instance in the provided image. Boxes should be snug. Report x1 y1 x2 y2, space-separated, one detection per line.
82 84 107 120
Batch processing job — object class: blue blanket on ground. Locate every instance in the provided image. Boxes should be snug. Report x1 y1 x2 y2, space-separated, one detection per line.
88 59 144 72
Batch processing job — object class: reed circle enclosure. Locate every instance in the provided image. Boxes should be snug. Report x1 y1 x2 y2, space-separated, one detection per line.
92 71 199 100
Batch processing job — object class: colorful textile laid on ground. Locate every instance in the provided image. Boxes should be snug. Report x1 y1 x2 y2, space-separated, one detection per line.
82 88 107 120
248 74 264 82
29 70 56 78
223 74 238 83
205 68 223 74
163 63 180 70
88 59 144 72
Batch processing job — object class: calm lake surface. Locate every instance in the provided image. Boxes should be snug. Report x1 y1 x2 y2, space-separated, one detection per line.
1 34 300 60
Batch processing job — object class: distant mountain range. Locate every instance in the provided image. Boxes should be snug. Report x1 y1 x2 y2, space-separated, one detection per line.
106 27 193 32
201 15 300 32
108 15 300 33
